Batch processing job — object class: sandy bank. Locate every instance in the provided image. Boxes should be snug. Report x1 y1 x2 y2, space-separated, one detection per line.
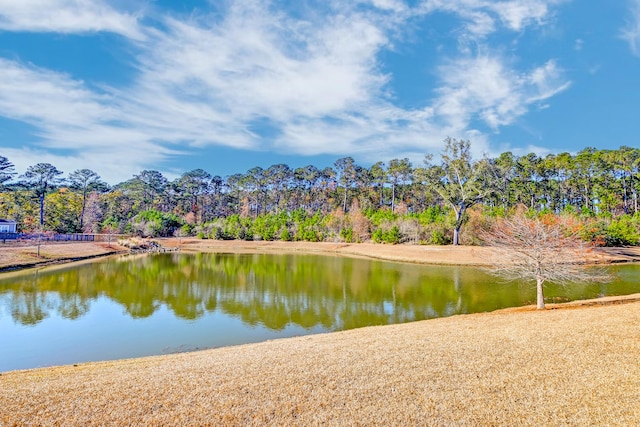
2 239 639 272
1 296 639 426
165 238 640 265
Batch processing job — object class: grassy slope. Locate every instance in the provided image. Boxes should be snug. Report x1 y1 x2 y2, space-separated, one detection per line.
1 298 639 426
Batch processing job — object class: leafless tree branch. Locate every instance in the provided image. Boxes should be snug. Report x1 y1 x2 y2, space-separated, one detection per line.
480 214 612 309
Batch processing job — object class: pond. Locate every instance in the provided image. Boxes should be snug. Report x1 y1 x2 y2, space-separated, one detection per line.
1 253 638 372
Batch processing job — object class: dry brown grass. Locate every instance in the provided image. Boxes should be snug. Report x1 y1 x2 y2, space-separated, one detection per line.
2 298 639 426
0 242 123 271
164 238 640 265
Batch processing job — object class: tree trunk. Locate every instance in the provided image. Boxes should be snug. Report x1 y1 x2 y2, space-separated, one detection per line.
536 277 545 309
391 183 396 213
452 205 465 246
621 175 628 214
453 227 460 246
79 190 87 231
39 194 45 227
343 188 348 212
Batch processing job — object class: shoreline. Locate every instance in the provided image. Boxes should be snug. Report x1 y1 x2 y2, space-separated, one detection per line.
2 238 640 273
163 238 640 266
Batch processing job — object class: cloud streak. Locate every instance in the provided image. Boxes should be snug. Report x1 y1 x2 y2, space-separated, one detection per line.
0 0 144 39
434 56 570 130
0 0 570 182
622 0 640 56
419 0 563 36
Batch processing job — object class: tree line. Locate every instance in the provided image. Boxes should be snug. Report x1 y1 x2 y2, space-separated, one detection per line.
1 138 639 246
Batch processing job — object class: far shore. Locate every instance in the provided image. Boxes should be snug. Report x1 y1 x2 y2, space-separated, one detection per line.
2 238 640 273
164 238 640 265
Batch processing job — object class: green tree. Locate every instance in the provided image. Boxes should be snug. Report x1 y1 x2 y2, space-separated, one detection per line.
369 161 386 207
21 163 64 227
611 146 640 214
174 169 212 222
265 164 293 214
68 169 106 232
128 170 169 212
490 152 517 210
513 153 543 209
0 155 16 188
317 167 336 213
241 167 268 217
45 189 83 233
422 138 495 245
293 165 320 210
387 158 412 213
334 157 357 212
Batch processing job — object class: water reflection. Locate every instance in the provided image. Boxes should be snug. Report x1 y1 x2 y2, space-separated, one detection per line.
1 253 638 331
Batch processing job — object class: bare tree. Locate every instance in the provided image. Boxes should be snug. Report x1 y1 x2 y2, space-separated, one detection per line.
481 213 611 309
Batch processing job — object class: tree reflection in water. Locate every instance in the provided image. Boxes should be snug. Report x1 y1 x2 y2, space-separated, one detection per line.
0 253 636 331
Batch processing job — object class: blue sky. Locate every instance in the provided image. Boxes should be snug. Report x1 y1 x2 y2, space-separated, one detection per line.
0 0 639 184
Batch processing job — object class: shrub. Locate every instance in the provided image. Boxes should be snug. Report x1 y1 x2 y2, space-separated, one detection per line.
372 225 402 244
132 209 183 237
179 224 194 236
340 227 354 243
416 206 447 225
280 228 292 241
429 229 450 245
367 208 398 226
459 207 492 246
350 206 371 242
605 215 640 246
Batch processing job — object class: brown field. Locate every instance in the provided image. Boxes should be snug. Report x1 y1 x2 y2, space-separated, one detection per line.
1 296 639 426
0 241 124 271
1 239 640 425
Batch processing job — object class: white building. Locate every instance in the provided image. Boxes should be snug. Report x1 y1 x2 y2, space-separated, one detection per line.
0 219 17 233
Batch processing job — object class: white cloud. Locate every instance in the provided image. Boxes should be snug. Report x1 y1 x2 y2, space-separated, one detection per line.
117 2 396 154
434 55 570 130
488 0 554 32
622 0 640 56
526 60 571 102
0 59 174 182
0 59 114 126
0 0 571 182
137 6 389 120
0 0 144 39
369 0 407 12
419 0 562 37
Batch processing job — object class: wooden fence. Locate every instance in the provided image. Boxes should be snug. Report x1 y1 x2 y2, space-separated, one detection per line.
1 233 126 243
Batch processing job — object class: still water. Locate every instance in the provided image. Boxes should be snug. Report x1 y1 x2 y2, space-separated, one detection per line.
1 253 638 372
